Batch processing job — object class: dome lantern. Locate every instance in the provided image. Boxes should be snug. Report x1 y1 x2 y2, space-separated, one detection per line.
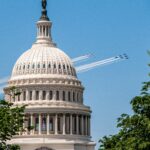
35 0 56 47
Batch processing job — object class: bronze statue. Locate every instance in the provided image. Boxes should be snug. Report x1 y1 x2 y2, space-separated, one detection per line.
42 0 47 9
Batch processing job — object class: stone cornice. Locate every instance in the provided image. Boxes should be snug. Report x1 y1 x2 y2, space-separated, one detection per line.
13 101 91 114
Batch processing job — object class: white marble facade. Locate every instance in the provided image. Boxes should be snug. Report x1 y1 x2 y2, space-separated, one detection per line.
4 1 95 150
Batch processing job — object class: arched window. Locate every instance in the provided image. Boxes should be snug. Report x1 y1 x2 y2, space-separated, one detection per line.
49 91 53 100
68 91 71 101
48 64 51 68
18 95 20 101
56 91 59 100
57 115 62 133
73 92 75 102
43 26 45 36
72 115 77 134
65 114 70 134
19 66 21 70
23 91 26 101
42 91 46 100
63 91 65 101
46 26 49 36
49 116 54 131
32 64 35 69
38 64 40 69
43 64 46 68
58 64 61 69
54 64 56 69
42 115 47 131
35 115 39 131
79 115 82 135
30 91 32 100
36 91 39 100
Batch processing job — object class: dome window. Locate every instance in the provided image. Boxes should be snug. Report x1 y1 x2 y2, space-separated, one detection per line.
36 91 39 100
28 65 30 69
43 64 46 68
48 64 51 68
56 91 59 100
38 64 40 69
63 65 65 69
49 117 54 131
23 91 26 101
23 65 25 70
32 64 35 69
42 114 47 131
59 64 61 69
35 115 39 131
54 64 56 69
63 91 65 101
49 91 53 100
30 91 32 100
68 91 71 101
73 92 75 102
42 91 46 100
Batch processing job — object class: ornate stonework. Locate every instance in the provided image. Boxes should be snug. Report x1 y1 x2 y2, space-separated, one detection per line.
4 1 95 150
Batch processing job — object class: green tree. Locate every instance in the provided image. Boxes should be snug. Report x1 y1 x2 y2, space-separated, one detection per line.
0 87 25 150
99 64 150 150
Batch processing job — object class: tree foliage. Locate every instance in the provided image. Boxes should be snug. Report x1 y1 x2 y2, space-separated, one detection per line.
99 60 150 150
0 87 25 149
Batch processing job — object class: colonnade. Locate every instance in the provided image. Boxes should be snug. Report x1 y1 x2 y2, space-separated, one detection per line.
11 89 83 103
37 24 50 38
22 113 90 136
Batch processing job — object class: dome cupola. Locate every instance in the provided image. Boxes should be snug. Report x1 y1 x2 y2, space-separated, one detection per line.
10 0 77 82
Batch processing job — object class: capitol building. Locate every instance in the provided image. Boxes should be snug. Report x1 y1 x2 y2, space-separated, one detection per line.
4 0 96 150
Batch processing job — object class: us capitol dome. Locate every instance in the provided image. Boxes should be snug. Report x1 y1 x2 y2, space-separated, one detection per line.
4 0 96 150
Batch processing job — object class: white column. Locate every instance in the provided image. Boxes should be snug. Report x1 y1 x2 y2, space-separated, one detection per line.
26 90 29 101
39 90 43 100
63 114 66 135
81 115 84 135
47 114 50 135
55 114 58 134
66 91 68 101
42 26 44 37
46 91 49 100
75 92 77 102
76 115 79 135
39 114 41 135
20 92 23 102
53 90 56 100
88 116 91 136
33 90 36 100
70 114 72 135
30 114 33 135
85 116 88 136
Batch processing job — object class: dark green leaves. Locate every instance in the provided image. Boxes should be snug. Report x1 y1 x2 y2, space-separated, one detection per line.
0 100 25 148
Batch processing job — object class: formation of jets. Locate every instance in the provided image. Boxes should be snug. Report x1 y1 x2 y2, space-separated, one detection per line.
0 53 128 94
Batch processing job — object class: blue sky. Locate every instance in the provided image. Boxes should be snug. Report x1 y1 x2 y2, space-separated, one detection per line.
0 0 150 149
